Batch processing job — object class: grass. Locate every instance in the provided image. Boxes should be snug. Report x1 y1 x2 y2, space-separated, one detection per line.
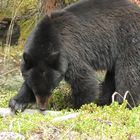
0 87 140 140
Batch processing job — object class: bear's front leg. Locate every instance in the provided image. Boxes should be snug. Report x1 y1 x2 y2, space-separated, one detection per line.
9 81 35 113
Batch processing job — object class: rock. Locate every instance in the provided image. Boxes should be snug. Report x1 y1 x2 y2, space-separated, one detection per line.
0 108 60 117
0 132 25 140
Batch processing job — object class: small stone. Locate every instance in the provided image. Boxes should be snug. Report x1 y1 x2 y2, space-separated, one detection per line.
0 132 25 140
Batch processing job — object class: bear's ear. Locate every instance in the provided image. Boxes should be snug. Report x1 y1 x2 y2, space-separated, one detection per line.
23 53 34 69
46 51 60 70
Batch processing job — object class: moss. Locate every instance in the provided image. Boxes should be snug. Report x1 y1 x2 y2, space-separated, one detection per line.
48 81 74 110
0 87 140 139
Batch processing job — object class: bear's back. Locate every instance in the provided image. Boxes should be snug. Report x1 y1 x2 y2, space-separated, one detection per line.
64 0 140 17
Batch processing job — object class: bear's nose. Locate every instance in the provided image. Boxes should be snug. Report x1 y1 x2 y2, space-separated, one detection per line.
39 108 46 111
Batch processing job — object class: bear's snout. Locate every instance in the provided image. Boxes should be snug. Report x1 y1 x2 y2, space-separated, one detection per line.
35 95 49 111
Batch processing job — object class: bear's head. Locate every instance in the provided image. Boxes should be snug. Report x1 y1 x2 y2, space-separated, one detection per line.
21 16 68 111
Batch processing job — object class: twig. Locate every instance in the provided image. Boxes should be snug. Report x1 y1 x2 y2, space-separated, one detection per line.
112 91 136 109
123 91 136 107
94 119 112 126
52 113 80 122
0 68 19 77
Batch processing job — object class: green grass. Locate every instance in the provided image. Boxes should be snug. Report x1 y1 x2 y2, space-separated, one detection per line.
0 87 140 140
0 88 16 108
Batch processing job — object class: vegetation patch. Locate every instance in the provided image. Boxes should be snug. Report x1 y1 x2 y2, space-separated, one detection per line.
0 88 140 139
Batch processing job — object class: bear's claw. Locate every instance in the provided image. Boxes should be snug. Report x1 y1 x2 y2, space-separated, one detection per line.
9 98 28 113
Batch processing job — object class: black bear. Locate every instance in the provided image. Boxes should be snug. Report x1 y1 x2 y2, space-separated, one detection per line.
9 0 140 112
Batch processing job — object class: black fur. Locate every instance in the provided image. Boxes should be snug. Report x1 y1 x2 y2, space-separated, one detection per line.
9 0 140 112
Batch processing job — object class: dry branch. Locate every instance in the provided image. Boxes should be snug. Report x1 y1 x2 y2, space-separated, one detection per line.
0 108 80 122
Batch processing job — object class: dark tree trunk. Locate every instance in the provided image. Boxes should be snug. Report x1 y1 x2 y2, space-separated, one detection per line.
0 18 20 46
132 0 140 5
